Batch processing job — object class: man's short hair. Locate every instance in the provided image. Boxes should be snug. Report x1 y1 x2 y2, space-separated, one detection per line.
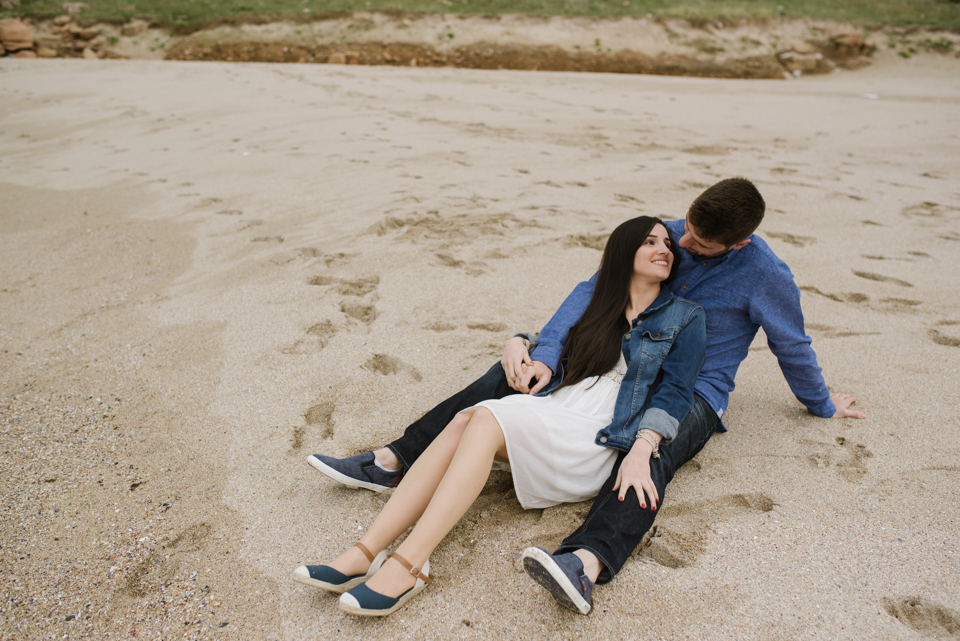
688 177 765 247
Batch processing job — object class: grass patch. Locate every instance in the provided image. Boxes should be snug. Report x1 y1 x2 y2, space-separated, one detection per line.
3 0 959 31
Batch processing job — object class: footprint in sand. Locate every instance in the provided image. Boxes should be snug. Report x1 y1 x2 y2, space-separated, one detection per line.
681 145 729 156
879 298 922 313
368 210 537 245
299 400 335 444
363 353 422 382
566 233 608 251
112 523 212 607
195 197 223 209
800 286 869 304
807 437 873 482
863 254 915 262
630 493 775 569
802 293 923 315
435 252 488 276
467 322 507 333
308 271 380 325
425 321 457 332
341 301 377 325
805 323 878 339
883 597 960 639
323 252 352 268
853 271 913 287
766 231 816 248
901 201 960 222
310 275 380 296
281 320 338 355
337 276 379 297
929 321 960 348
308 275 337 287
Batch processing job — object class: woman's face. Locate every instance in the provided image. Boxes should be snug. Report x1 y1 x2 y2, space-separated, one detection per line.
633 223 674 282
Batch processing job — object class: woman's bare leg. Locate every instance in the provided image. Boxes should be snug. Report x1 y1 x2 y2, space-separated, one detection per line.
363 407 508 597
326 409 477 577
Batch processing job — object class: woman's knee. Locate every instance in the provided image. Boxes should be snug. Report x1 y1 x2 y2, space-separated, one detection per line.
465 407 504 440
446 409 475 436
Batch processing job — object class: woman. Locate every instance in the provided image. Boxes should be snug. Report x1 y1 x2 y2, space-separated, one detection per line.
293 216 706 616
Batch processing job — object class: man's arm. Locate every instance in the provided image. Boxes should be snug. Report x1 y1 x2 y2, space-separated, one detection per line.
528 273 598 374
754 267 865 419
499 274 597 394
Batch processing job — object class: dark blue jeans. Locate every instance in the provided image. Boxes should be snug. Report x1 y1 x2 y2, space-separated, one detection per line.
385 362 717 583
555 393 718 583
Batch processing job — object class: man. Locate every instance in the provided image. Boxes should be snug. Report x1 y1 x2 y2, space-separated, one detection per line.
308 177 865 614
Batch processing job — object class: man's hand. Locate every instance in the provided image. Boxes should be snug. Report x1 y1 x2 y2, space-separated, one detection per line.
612 438 659 509
502 337 533 391
518 360 552 394
831 392 866 419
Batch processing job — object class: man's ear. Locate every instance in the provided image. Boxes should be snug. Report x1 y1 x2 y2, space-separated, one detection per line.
731 238 751 250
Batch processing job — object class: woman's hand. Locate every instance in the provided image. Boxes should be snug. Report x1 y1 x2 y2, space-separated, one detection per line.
612 438 659 509
502 337 533 391
519 361 552 394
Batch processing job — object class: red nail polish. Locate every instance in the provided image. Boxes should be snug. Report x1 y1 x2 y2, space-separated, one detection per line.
641 504 646 508
652 506 657 511
618 496 623 501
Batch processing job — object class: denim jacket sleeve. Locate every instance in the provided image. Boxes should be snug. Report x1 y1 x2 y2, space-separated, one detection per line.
751 264 836 418
633 305 706 442
529 273 598 375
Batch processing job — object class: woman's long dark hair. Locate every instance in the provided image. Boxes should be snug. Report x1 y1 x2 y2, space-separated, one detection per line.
555 216 679 391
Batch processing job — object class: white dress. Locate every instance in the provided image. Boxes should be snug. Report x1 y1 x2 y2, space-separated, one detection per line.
475 354 627 509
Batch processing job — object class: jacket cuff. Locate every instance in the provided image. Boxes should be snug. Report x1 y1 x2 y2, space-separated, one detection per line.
637 408 680 443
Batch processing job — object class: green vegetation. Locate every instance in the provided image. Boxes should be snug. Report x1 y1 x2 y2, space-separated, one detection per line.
3 0 959 31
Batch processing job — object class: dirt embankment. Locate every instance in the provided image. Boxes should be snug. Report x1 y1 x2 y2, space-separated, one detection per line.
4 11 960 78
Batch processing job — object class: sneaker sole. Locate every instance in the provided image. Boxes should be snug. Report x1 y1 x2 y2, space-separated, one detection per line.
521 548 591 615
306 455 393 493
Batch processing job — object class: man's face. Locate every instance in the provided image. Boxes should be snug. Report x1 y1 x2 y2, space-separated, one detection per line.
677 216 734 259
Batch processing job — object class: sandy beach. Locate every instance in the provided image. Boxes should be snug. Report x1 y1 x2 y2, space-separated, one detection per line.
2 52 959 639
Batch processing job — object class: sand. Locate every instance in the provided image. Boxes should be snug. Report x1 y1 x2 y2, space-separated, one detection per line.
1 53 959 640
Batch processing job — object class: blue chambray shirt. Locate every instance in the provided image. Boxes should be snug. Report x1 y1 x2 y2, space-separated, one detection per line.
530 218 836 430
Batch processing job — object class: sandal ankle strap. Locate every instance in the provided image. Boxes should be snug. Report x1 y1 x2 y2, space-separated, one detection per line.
354 541 375 563
391 552 432 584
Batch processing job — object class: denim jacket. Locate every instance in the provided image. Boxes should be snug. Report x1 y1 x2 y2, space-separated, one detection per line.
534 288 705 449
